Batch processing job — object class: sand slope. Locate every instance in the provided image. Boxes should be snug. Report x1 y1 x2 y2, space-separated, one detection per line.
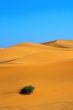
42 39 73 48
0 40 73 109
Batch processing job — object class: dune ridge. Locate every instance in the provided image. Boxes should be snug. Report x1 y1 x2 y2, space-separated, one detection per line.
42 39 73 48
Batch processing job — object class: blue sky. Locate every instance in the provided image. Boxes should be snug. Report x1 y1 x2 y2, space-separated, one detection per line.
0 0 73 47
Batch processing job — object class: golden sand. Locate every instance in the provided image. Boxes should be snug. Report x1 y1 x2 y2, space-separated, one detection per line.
0 40 73 109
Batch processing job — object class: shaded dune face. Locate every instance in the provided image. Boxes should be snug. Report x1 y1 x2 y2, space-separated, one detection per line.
0 40 73 109
42 39 73 48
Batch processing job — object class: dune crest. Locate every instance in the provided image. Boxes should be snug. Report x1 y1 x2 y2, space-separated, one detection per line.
42 39 73 48
0 40 73 64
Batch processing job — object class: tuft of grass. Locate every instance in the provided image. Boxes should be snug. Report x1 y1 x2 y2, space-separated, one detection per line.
19 85 35 95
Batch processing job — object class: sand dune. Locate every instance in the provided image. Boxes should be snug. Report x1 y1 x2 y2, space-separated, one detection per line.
0 40 73 109
42 39 73 48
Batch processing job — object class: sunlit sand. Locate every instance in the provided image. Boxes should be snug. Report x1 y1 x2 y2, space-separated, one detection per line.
0 40 73 109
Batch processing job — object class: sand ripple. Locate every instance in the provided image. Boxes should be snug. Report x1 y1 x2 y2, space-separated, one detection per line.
0 102 73 110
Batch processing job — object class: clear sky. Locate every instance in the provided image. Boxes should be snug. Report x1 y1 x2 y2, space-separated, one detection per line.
0 0 73 47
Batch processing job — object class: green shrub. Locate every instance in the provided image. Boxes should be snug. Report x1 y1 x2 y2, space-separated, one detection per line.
19 85 35 95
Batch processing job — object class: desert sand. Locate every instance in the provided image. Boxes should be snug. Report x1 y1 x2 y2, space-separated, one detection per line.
0 39 73 109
